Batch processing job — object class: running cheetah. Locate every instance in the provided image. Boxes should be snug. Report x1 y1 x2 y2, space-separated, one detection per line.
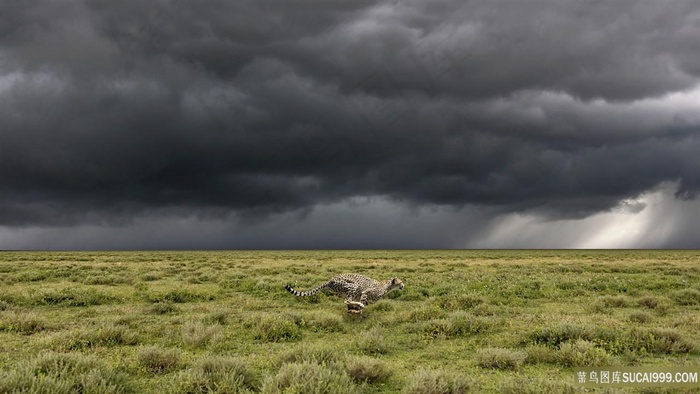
284 273 404 313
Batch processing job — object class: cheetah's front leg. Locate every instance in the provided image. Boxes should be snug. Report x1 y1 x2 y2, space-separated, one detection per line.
360 291 370 307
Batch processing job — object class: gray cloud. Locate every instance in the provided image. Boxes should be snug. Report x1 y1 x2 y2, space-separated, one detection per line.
2 0 700 248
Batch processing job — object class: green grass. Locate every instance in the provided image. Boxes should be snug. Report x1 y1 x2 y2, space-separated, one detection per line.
0 250 699 393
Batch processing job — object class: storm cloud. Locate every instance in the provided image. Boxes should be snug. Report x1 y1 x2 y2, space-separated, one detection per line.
1 0 700 248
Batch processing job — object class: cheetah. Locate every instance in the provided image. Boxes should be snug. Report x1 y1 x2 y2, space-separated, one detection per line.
284 273 404 314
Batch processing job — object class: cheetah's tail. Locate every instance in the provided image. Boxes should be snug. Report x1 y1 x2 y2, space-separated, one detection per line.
284 282 327 297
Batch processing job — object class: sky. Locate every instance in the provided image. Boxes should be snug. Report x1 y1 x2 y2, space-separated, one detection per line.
1 0 700 249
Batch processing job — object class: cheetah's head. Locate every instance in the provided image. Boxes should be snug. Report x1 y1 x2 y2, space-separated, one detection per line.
389 277 404 291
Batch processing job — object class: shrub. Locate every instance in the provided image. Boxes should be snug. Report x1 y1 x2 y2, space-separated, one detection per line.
261 362 358 394
476 348 526 370
170 356 259 393
345 356 392 384
0 352 132 394
403 368 471 394
137 346 182 374
356 327 393 355
254 315 301 342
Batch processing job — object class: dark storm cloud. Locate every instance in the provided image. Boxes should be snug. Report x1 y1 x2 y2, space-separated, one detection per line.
2 0 700 230
0 199 493 250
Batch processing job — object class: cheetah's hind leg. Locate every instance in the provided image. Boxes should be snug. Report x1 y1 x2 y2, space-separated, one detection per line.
344 299 365 313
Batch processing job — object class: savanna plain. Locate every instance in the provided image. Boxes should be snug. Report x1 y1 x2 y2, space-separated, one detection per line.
0 250 699 393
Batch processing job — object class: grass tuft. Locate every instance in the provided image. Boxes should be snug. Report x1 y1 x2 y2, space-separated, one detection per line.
306 311 345 333
170 356 259 393
345 356 392 384
448 311 491 336
556 340 611 367
476 347 526 370
670 289 700 305
82 275 131 285
402 368 472 394
181 321 222 348
637 296 661 309
32 287 116 306
137 346 182 374
372 300 395 312
0 352 132 394
499 377 575 394
414 318 451 339
356 327 393 355
0 311 48 334
146 289 215 303
411 313 491 340
205 310 229 325
261 361 358 394
58 324 138 350
148 301 179 315
647 328 697 354
407 304 448 322
637 296 670 314
279 342 347 366
591 295 631 312
524 345 558 364
253 314 302 342
528 324 598 347
629 311 653 323
434 294 485 311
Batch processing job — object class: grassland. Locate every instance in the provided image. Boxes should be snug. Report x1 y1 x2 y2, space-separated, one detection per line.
0 250 699 393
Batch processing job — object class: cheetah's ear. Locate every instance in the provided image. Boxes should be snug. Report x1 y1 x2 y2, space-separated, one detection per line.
391 278 397 284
